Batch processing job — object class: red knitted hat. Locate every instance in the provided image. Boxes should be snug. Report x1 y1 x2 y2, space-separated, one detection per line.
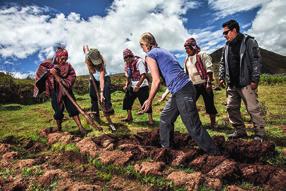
184 37 200 52
123 48 134 59
55 49 68 58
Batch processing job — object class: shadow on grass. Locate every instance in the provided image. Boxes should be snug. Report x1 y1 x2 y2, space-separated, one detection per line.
110 123 131 135
0 105 22 111
265 135 286 147
204 124 234 134
0 135 19 144
132 120 159 128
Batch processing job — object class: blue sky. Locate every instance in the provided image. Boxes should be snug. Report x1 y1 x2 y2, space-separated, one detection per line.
0 0 285 78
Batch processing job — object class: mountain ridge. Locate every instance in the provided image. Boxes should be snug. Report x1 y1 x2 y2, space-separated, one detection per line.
210 47 286 74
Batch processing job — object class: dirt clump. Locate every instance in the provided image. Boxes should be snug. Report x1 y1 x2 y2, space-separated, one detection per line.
223 139 276 162
171 149 200 166
150 148 176 164
266 169 286 191
204 177 222 191
98 150 133 166
207 159 238 180
3 175 26 191
172 133 195 149
167 171 203 191
0 143 11 154
76 137 99 157
108 176 156 191
240 164 276 184
27 142 47 153
136 129 161 147
47 151 87 167
225 185 248 191
2 151 18 160
201 155 227 173
189 154 208 169
15 159 35 169
118 143 148 160
212 136 226 148
47 132 73 145
38 169 68 186
134 161 165 175
56 179 102 191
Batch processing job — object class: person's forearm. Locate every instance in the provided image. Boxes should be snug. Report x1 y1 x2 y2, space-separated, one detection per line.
135 74 146 88
207 72 213 82
148 78 160 102
99 70 105 92
125 79 130 87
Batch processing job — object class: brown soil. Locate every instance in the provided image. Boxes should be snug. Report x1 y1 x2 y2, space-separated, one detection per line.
0 128 285 191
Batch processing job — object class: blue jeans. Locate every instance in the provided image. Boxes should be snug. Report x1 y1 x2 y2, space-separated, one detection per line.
89 76 114 116
160 82 219 154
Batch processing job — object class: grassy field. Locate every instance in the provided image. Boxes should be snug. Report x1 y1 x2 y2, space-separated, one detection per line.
1 83 286 155
1 80 286 190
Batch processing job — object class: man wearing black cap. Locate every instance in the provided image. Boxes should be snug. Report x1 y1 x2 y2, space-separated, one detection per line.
219 19 265 141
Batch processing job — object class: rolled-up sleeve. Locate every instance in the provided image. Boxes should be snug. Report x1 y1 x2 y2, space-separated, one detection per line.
200 52 213 73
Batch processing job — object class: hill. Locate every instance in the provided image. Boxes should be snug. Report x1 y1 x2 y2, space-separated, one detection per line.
211 47 286 74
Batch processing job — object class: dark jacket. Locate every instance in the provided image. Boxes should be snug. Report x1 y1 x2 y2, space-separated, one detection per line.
219 34 262 87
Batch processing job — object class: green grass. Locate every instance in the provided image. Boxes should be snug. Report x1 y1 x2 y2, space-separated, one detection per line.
1 83 286 167
1 84 286 143
1 82 285 191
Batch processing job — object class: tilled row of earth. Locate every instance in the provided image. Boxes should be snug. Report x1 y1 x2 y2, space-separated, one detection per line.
0 127 285 191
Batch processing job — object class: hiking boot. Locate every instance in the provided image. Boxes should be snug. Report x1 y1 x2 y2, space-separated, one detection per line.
228 130 248 139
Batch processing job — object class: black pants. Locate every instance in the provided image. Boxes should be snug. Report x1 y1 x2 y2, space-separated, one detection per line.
195 84 217 115
51 88 79 120
122 86 152 113
89 76 114 116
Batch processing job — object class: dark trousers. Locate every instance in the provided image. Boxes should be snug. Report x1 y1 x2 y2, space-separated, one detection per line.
160 82 219 154
122 86 152 113
195 84 217 115
89 76 114 116
51 88 79 120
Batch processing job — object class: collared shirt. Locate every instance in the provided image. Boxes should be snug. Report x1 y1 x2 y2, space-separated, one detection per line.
185 52 213 85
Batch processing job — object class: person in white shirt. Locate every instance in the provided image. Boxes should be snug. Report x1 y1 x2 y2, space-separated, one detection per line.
122 48 154 125
184 37 218 128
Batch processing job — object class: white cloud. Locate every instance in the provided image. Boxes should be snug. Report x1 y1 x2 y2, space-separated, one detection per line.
209 0 286 56
248 0 286 55
208 0 270 19
0 0 201 75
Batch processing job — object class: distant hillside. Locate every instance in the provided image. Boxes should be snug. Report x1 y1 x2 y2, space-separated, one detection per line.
210 47 286 75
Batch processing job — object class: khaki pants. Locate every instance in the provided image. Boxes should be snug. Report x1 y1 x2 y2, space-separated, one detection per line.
226 85 265 136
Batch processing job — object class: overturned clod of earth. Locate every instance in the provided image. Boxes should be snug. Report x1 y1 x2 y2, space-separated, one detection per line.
1 128 285 191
